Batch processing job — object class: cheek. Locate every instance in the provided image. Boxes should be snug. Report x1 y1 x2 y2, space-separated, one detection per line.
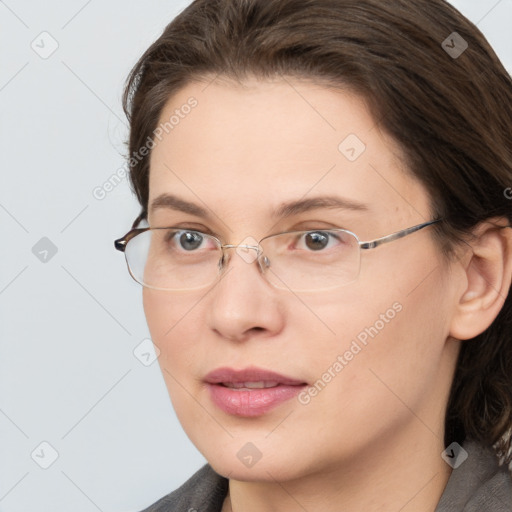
143 289 174 348
142 289 207 422
304 249 452 420
142 289 201 369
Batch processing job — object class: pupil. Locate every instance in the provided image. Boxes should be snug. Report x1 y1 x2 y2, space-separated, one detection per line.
305 232 328 250
179 231 203 250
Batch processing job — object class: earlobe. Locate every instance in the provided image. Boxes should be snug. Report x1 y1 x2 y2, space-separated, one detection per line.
449 218 512 341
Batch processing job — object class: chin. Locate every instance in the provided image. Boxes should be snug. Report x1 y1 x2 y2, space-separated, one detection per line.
192 435 314 483
207 456 302 482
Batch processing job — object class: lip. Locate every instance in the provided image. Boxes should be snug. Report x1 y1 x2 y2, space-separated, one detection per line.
204 366 307 417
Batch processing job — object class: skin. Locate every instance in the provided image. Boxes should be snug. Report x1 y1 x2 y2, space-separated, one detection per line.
142 75 512 512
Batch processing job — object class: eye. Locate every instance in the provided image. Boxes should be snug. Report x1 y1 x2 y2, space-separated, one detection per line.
164 229 216 252
296 231 343 251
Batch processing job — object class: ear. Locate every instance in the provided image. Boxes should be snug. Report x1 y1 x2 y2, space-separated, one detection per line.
449 217 512 341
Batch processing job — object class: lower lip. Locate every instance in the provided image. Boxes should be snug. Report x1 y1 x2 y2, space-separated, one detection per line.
206 383 306 417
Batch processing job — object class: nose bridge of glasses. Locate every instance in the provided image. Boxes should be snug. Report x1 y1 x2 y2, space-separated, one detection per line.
221 242 261 252
218 241 268 271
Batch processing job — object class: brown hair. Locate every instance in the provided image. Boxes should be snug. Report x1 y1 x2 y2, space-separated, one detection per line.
122 0 512 466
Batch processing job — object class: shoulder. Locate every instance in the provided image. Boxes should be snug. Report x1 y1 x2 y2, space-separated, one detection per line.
138 463 229 512
436 438 512 511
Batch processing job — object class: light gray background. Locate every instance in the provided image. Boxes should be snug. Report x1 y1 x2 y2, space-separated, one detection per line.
1 1 511 511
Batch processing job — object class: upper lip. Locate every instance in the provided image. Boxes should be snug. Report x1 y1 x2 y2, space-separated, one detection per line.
204 366 306 386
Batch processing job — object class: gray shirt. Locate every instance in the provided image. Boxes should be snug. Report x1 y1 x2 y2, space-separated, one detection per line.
139 438 512 511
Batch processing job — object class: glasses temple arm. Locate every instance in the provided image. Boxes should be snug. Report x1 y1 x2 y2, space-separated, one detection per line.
359 219 442 250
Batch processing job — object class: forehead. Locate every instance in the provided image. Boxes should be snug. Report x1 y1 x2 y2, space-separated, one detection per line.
147 76 430 230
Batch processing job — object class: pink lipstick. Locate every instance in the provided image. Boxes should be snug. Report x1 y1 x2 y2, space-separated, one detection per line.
204 366 307 417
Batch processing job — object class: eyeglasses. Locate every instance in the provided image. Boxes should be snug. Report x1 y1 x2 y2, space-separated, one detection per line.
114 218 442 292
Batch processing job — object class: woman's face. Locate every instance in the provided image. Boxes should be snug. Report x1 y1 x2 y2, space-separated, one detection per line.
143 76 461 480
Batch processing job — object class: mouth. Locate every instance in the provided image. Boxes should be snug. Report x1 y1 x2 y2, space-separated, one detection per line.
204 366 308 417
219 381 282 389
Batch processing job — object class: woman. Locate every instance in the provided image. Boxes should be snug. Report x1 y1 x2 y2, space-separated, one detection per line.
114 0 512 510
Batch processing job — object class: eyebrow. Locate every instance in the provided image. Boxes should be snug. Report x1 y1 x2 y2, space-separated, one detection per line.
150 193 210 218
273 196 369 218
149 193 369 220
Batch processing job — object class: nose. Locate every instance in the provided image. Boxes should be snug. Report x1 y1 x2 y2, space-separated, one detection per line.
207 245 285 342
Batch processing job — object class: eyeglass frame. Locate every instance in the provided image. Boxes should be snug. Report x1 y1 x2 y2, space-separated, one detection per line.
114 217 443 291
